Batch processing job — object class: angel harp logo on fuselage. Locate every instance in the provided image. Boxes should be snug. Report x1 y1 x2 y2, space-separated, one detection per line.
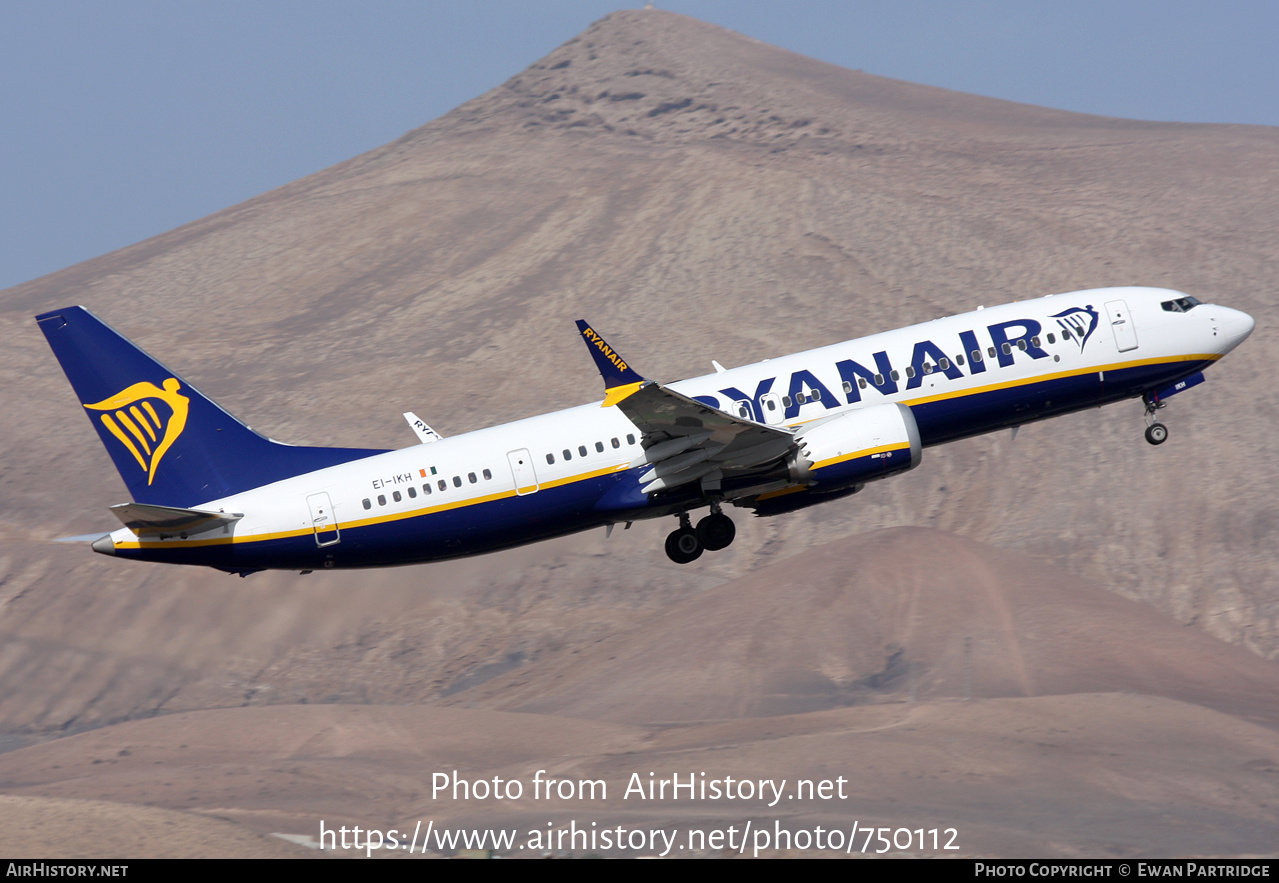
1052 305 1098 353
84 379 190 485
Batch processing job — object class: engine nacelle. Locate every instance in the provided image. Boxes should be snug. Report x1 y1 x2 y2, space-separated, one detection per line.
788 402 921 490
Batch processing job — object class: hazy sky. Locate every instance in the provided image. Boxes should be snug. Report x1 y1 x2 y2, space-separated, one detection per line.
4 1 1277 292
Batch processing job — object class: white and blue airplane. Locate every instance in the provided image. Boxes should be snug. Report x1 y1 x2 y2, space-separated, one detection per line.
38 286 1253 573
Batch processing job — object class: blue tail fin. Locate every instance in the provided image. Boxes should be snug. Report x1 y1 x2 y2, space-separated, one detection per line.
37 306 387 507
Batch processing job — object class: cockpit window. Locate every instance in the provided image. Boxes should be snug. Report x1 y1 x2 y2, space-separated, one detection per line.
1162 296 1202 313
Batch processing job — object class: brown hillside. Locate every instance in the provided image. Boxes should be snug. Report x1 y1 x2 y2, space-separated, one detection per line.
452 527 1279 726
0 697 1275 857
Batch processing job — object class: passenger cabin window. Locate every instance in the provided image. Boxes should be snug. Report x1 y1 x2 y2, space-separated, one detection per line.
407 486 417 499
923 363 933 374
363 499 372 510
483 469 492 480
1001 343 1012 355
579 445 588 457
438 479 447 491
1046 333 1056 344
1031 336 1041 348
890 370 900 382
612 437 620 448
856 379 866 390
1017 339 1028 351
811 389 821 401
393 491 402 503
988 346 997 358
875 373 885 385
378 494 386 506
956 354 964 366
468 472 477 484
595 441 604 453
563 449 572 460
627 434 636 445
453 476 462 487
905 366 916 379
795 392 807 404
737 403 751 418
782 396 792 407
546 453 555 464
972 350 982 362
423 484 432 495
939 358 949 370
1061 331 1072 341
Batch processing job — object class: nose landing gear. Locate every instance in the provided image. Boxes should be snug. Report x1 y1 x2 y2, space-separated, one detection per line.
1143 393 1168 446
664 505 737 563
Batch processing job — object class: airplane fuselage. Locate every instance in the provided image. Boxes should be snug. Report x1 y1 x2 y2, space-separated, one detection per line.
73 286 1253 572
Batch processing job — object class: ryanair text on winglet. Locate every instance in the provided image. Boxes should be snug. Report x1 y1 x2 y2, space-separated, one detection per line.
580 326 630 375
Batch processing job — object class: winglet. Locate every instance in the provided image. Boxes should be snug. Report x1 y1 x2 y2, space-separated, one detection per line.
575 320 647 406
403 411 443 444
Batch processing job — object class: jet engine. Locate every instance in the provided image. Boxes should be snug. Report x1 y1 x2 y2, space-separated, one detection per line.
787 402 921 490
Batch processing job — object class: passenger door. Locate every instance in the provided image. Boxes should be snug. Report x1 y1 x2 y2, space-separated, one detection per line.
306 492 340 547
1105 299 1139 353
507 449 539 495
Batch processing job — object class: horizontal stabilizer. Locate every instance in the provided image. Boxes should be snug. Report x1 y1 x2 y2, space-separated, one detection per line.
109 502 243 535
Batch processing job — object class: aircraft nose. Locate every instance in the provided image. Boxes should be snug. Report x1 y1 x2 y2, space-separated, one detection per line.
1215 306 1255 352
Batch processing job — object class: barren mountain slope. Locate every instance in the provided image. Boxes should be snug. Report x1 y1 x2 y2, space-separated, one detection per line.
450 528 1279 727
0 9 1275 741
0 695 1276 857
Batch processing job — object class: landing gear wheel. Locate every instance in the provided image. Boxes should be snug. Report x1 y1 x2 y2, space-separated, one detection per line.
1145 423 1168 445
696 513 736 551
665 527 703 564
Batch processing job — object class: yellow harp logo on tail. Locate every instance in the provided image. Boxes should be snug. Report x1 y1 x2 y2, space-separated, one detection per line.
84 379 190 485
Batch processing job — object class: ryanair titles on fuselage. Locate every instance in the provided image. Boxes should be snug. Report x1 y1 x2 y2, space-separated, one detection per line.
696 310 1093 422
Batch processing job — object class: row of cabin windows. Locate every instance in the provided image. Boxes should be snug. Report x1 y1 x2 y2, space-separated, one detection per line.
826 334 1066 393
362 467 495 510
546 433 637 465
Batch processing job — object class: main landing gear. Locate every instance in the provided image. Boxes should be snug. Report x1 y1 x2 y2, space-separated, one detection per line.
1143 393 1168 446
664 505 737 564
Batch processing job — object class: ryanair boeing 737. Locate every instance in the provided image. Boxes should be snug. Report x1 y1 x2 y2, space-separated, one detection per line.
38 286 1253 574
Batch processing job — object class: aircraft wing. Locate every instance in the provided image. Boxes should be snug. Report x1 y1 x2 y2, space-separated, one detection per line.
576 321 794 494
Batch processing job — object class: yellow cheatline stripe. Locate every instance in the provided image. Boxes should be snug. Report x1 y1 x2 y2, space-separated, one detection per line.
900 354 1219 407
768 355 1218 432
812 442 910 471
756 484 808 501
130 405 157 442
602 381 644 407
115 409 152 456
100 414 147 470
114 464 624 549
